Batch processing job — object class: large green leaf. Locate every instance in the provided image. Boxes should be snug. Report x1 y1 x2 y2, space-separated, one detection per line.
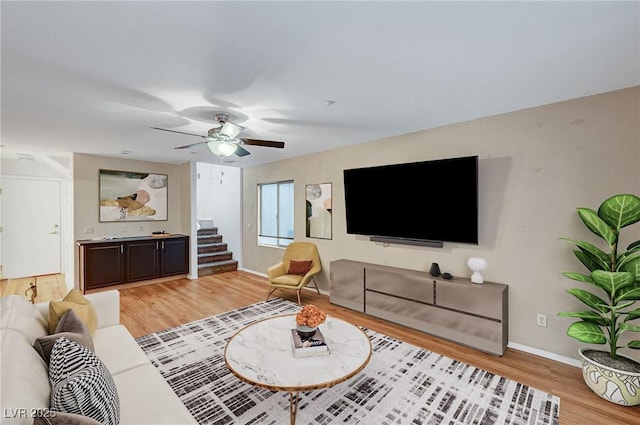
577 249 610 272
619 256 640 280
619 323 640 333
624 307 640 322
598 194 640 232
567 321 606 344
561 239 610 270
562 272 593 284
628 340 640 349
558 310 607 326
591 270 635 295
566 288 609 313
617 285 640 303
577 208 617 244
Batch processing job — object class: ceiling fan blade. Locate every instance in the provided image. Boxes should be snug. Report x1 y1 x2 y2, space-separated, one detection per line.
174 141 208 150
241 138 285 149
234 145 251 157
151 127 205 138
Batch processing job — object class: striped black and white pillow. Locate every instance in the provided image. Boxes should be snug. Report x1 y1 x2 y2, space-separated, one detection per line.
48 337 120 425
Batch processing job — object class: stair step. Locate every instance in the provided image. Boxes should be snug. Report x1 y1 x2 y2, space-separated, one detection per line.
198 242 228 254
197 234 223 244
197 227 218 236
198 259 238 276
198 251 233 264
196 226 236 276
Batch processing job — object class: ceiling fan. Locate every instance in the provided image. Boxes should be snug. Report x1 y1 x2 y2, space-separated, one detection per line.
151 113 285 157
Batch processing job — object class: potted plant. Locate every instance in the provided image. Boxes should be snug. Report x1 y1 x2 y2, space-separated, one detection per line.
295 304 326 338
558 193 640 406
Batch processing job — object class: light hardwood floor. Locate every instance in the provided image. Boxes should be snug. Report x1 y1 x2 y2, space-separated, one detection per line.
15 271 636 424
1 274 68 303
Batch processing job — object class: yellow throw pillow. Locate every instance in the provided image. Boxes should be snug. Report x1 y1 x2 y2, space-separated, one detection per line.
48 289 98 335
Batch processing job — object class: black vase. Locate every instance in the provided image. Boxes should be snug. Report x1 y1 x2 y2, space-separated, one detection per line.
429 262 441 276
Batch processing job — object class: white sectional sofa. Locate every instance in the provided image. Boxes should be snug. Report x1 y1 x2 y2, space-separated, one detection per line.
0 290 197 425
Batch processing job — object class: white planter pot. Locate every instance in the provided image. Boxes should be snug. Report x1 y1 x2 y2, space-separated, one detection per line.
579 347 640 406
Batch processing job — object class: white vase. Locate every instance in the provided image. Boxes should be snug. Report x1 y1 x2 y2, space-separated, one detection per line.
467 257 487 284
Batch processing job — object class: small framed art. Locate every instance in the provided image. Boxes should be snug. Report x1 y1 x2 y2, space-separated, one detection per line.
305 183 332 239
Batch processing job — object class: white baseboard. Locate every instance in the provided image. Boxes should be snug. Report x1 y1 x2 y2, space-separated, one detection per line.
507 342 581 367
240 267 580 367
241 267 266 278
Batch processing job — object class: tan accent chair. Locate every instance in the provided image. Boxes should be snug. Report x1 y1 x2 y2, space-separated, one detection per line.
266 242 321 305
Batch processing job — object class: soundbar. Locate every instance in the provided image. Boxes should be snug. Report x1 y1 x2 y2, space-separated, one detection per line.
369 236 444 248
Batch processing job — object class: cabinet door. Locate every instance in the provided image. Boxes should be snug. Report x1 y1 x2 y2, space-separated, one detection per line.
84 243 124 289
160 237 189 276
126 240 159 281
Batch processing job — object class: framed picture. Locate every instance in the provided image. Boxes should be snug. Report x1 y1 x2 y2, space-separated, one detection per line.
99 169 168 222
306 183 332 239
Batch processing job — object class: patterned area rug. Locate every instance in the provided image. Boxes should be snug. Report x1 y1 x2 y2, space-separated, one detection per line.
136 298 560 425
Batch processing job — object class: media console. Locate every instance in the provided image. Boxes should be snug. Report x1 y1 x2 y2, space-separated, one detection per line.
330 259 508 355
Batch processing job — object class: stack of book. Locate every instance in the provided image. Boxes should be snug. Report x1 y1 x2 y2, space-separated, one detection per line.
290 328 330 358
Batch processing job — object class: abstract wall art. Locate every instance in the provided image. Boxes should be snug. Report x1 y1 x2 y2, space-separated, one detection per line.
99 169 168 222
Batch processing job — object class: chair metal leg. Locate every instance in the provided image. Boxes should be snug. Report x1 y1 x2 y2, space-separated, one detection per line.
296 289 301 305
266 287 278 302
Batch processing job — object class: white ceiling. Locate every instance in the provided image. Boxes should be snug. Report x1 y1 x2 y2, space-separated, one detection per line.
2 1 639 168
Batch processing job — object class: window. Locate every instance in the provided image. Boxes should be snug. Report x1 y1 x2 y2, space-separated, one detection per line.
258 180 294 247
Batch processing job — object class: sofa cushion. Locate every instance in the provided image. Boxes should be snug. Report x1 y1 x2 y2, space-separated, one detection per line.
32 412 101 425
113 364 198 424
49 337 119 425
0 329 50 425
34 310 95 365
288 259 312 275
92 325 149 375
1 295 48 343
48 290 97 335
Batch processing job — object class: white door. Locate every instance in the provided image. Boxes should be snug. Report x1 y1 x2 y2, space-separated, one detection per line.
0 178 61 278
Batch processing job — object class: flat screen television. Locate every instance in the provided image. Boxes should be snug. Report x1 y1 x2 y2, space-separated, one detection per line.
343 155 478 245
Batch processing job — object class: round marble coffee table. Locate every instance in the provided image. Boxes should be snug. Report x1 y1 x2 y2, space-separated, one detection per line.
224 314 372 425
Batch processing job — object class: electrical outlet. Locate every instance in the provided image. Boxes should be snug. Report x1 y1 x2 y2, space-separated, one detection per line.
536 313 547 327
84 226 94 234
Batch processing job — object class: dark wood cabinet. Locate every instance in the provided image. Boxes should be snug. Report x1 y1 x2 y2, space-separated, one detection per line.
83 243 125 288
126 239 160 282
159 237 189 276
78 235 189 292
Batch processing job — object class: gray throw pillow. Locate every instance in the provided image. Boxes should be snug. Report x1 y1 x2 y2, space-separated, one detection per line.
48 337 120 425
32 412 102 425
55 307 93 334
34 309 95 365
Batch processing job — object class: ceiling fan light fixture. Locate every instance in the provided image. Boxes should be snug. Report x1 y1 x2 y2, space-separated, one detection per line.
207 141 237 157
220 121 244 139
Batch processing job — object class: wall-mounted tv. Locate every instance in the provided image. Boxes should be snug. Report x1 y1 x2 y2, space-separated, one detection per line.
343 155 478 246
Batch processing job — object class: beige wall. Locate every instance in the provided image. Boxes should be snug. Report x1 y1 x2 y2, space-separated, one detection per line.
72 153 193 285
242 87 640 362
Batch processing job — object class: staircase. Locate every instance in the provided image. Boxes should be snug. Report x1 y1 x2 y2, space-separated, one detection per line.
197 227 238 276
